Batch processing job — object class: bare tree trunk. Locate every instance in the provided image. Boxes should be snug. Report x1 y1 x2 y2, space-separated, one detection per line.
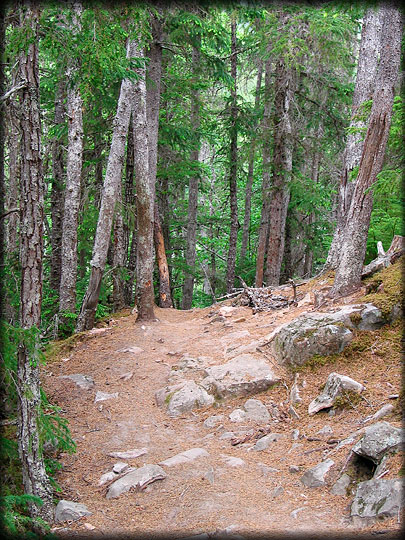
59 2 83 319
123 116 136 306
325 7 383 269
182 38 201 309
50 81 65 292
0 10 5 319
240 58 263 262
225 15 238 294
76 39 136 331
255 55 272 287
147 11 173 308
112 191 126 312
264 58 294 286
133 42 155 322
331 5 402 297
16 4 54 523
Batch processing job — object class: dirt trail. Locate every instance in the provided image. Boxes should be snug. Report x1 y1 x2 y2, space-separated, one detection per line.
43 294 401 539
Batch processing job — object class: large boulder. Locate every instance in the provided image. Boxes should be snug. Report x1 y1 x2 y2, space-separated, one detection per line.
351 421 403 464
351 477 404 521
106 464 166 499
270 304 386 368
201 354 280 399
308 372 364 415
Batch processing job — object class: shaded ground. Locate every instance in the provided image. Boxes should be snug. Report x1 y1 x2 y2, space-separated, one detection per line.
42 279 403 539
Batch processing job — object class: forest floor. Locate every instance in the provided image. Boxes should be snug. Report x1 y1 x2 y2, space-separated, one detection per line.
42 273 403 540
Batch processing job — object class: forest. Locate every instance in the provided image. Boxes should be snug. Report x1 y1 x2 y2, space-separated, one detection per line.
0 0 403 537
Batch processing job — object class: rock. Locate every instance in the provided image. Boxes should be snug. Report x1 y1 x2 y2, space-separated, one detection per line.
219 306 237 317
159 448 210 467
154 382 186 407
108 447 148 459
119 371 133 381
225 340 261 359
300 458 335 488
224 330 250 341
317 425 333 436
203 415 224 428
177 355 203 371
112 462 128 474
243 399 270 423
330 473 350 496
229 409 247 422
290 507 306 519
166 381 214 417
258 463 280 476
308 372 364 415
270 305 387 368
221 455 245 467
351 421 403 464
351 478 404 521
252 433 282 451
117 346 144 354
98 471 116 486
271 486 284 498
106 464 167 499
219 432 236 440
94 391 118 403
58 374 95 390
289 374 302 405
288 405 300 419
297 292 314 307
292 429 300 440
362 404 394 424
204 467 215 484
289 465 300 473
234 317 246 323
201 354 280 399
55 500 92 522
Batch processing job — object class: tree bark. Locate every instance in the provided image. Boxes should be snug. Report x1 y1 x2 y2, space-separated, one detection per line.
134 42 156 322
59 1 83 319
255 55 272 287
225 15 238 294
123 116 136 306
50 81 65 292
0 9 5 319
76 39 136 331
182 38 201 309
330 5 402 297
112 191 126 312
16 3 54 523
264 57 294 286
147 11 173 308
325 7 383 269
240 58 263 262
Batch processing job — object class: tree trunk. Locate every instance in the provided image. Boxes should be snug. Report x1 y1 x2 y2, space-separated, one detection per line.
264 58 294 286
147 11 173 308
124 231 137 306
255 55 272 287
16 4 54 523
76 39 135 331
325 7 383 269
240 58 263 262
182 38 201 309
93 130 104 210
133 42 155 322
59 2 83 319
225 16 238 294
112 190 126 312
330 5 402 297
50 81 65 292
123 116 136 306
0 10 5 319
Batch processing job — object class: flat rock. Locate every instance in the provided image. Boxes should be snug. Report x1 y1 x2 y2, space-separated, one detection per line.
94 391 118 403
166 381 214 417
221 455 245 467
243 398 270 423
351 478 404 521
362 404 395 424
219 306 237 317
270 305 387 368
351 421 403 464
308 372 364 415
106 464 167 499
225 340 261 359
229 409 247 422
330 473 350 496
112 462 129 474
58 374 95 390
159 448 210 467
55 500 92 522
300 458 335 488
203 415 224 428
98 471 117 486
117 346 144 354
251 433 282 451
201 354 280 399
108 447 148 459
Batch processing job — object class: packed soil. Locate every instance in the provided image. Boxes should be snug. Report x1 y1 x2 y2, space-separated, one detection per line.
42 279 403 540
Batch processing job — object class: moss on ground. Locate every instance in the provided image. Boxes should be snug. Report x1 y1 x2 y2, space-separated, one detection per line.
44 331 87 363
359 256 404 318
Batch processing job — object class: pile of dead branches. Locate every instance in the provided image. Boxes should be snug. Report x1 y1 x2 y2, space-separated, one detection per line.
217 276 300 314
